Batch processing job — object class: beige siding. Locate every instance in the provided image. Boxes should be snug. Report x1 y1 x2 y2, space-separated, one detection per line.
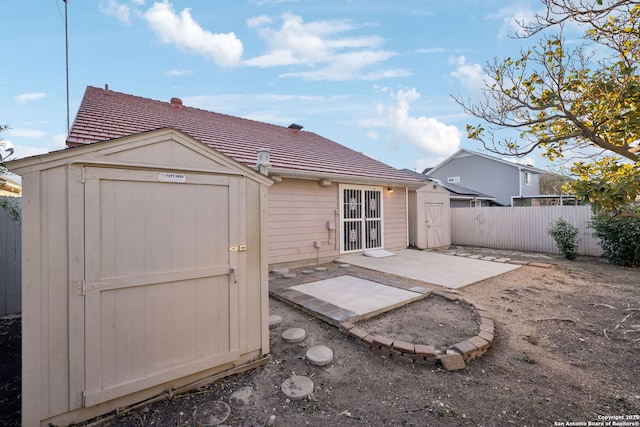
451 205 601 256
268 179 340 265
383 187 408 250
20 166 72 420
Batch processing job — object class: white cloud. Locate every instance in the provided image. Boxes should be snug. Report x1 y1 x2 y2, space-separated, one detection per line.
13 92 47 104
165 68 193 76
144 1 243 67
416 47 445 54
450 56 487 95
253 0 300 4
247 15 272 28
502 156 536 167
367 87 461 157
244 12 406 80
486 5 536 40
7 128 48 138
367 130 379 140
99 0 132 25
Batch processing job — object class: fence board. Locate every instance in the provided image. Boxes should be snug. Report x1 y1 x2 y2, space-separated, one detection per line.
0 197 21 316
451 205 602 256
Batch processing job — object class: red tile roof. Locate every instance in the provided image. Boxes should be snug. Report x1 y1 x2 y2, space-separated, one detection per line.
67 86 419 183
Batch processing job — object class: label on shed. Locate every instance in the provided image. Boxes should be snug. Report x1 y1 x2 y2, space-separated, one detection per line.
159 172 186 183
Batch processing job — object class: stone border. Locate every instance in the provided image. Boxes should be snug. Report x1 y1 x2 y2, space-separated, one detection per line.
338 290 494 370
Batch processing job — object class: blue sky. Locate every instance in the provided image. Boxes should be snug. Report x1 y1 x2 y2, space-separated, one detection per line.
2 0 570 177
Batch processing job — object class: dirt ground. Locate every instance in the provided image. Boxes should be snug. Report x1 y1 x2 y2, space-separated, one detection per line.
2 247 639 426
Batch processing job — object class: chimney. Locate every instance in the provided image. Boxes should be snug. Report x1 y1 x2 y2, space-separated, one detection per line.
170 97 183 110
256 148 271 175
104 84 109 93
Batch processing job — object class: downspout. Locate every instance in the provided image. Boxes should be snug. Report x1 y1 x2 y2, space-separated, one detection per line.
405 187 409 248
512 166 523 206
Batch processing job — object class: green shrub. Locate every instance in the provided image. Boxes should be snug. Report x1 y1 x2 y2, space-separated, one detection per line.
547 218 580 260
590 211 640 267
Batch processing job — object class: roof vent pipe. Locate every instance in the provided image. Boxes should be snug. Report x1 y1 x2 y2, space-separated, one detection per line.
288 123 303 130
257 148 271 175
170 97 183 110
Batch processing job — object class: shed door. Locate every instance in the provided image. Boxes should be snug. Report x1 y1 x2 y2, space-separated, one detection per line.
340 186 383 253
83 167 241 406
425 202 444 248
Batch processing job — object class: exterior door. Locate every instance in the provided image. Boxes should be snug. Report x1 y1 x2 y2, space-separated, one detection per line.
340 186 383 253
83 167 241 406
426 202 444 248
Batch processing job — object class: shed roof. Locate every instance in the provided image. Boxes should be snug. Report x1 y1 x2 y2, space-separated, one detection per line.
67 86 419 184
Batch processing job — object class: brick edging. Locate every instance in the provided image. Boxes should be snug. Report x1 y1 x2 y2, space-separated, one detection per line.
339 291 495 370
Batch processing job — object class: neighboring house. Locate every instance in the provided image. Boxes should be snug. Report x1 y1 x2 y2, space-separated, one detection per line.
66 86 424 267
403 169 496 208
426 148 567 206
0 175 21 197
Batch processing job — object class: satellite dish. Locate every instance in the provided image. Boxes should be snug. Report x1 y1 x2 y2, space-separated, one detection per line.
0 141 15 162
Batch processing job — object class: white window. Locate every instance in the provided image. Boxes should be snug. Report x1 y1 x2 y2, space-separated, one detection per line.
447 176 460 183
524 171 531 185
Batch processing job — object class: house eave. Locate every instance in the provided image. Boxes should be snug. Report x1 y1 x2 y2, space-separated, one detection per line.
267 167 423 189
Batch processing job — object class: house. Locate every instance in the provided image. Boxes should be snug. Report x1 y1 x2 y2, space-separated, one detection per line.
66 86 424 267
425 148 569 206
402 168 496 208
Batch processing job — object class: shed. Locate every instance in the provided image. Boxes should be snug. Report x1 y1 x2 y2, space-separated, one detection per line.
8 128 273 426
408 180 451 249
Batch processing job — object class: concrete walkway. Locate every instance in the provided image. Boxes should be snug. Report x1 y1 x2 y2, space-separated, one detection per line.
338 249 520 289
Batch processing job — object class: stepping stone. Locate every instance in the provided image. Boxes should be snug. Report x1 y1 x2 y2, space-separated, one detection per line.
283 273 297 278
230 386 254 406
440 353 466 371
301 270 315 274
468 255 483 259
481 256 495 261
281 375 314 400
269 315 283 329
282 327 306 343
192 401 230 426
306 345 334 366
339 264 351 268
271 267 289 275
314 267 328 271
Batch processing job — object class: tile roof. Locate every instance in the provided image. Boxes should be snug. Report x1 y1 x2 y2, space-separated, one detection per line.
67 86 419 183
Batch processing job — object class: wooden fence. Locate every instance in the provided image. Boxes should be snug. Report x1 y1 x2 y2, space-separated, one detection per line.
0 197 21 316
450 205 602 256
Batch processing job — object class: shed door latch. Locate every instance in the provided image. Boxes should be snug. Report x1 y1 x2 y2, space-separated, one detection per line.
230 266 238 284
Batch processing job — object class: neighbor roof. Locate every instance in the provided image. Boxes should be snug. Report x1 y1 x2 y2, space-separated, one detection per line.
67 86 419 184
426 148 549 176
401 168 495 199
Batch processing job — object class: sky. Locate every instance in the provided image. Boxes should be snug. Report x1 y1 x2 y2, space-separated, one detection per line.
1 0 581 179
